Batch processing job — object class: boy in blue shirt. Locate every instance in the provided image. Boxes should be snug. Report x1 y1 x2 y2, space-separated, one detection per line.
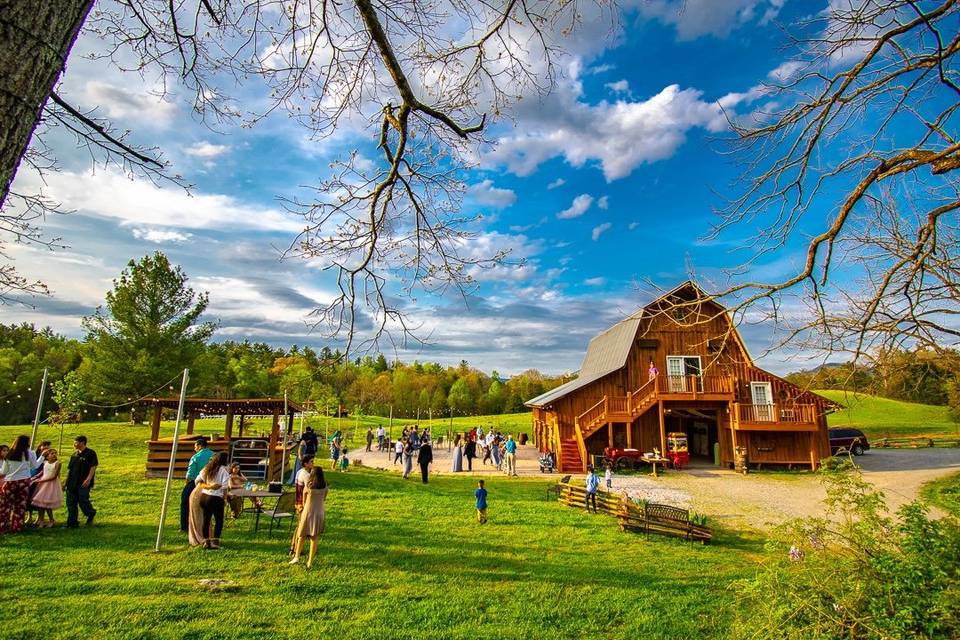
585 465 600 513
475 479 488 524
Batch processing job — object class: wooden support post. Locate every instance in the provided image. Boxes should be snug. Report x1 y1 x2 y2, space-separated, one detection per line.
657 400 667 455
626 420 633 449
268 409 279 479
150 405 162 441
608 422 614 449
809 432 816 470
186 412 196 435
224 408 234 440
238 414 245 438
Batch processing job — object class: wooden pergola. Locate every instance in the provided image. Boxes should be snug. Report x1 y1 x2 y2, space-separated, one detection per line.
141 397 302 479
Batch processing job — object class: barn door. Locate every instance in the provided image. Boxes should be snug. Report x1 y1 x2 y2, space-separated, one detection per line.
750 382 774 421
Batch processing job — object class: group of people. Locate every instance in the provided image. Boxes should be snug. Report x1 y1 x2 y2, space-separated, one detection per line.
391 425 434 483
451 428 519 476
0 434 98 532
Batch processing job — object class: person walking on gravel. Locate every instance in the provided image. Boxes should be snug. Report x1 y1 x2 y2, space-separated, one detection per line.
504 434 518 477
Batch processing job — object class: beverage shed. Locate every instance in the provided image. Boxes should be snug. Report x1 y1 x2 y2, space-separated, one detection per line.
142 397 300 480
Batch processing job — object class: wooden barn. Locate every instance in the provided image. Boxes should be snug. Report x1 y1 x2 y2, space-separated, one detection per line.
525 282 837 473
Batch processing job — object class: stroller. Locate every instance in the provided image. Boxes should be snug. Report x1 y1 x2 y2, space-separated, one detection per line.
538 451 557 473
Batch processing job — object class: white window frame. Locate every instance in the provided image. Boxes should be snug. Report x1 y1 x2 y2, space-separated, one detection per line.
750 381 774 422
666 355 703 392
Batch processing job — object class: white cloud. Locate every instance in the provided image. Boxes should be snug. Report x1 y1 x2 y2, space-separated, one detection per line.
584 277 606 286
638 0 786 40
184 142 231 158
605 79 630 94
557 194 594 219
547 178 566 190
82 81 176 124
486 82 738 181
15 168 302 232
597 196 609 210
131 228 193 244
592 222 612 241
628 221 640 230
768 60 804 83
467 179 517 209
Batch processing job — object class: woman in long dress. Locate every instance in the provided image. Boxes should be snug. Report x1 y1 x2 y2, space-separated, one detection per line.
30 448 63 527
451 434 463 472
187 476 208 547
289 467 328 569
402 438 414 479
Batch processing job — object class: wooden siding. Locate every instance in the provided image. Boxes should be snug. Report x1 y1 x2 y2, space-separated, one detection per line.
532 287 833 471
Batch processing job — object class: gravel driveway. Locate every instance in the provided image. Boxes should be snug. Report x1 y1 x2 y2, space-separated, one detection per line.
612 448 960 531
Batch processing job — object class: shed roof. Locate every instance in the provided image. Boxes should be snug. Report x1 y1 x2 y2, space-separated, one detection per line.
525 316 641 408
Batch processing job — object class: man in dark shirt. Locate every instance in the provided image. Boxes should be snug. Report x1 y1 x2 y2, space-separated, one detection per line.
298 427 319 456
65 435 98 528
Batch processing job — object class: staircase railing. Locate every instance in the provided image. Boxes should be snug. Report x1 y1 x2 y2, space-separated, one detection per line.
577 396 607 430
628 377 659 414
551 417 563 463
573 417 588 473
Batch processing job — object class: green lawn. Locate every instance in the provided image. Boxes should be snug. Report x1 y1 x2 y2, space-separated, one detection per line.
922 472 960 518
816 390 960 439
0 420 763 640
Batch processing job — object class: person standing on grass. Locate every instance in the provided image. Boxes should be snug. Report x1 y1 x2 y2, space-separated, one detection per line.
464 437 477 472
409 426 420 450
393 438 404 465
451 433 463 472
30 448 64 527
475 479 488 524
482 431 494 466
504 434 518 477
402 439 415 479
365 427 374 452
181 438 212 532
26 440 50 526
289 466 328 569
339 449 350 472
0 435 42 533
417 437 433 484
197 452 230 549
584 465 599 513
329 431 342 470
376 425 385 451
64 435 98 528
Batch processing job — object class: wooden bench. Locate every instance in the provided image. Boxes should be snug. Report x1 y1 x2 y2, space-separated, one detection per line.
618 502 712 543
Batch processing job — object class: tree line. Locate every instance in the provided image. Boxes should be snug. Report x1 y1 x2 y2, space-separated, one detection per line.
0 253 567 425
785 348 960 419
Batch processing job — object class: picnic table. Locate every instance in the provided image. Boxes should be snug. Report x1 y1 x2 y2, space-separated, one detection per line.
231 489 282 532
638 456 671 478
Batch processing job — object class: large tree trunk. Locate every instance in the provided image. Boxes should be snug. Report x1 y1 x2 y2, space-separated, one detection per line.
0 0 94 205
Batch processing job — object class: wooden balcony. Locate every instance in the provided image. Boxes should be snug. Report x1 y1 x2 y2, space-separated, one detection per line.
735 403 819 431
658 374 734 401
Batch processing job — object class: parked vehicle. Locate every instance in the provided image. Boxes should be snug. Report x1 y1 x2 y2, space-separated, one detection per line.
603 447 644 470
829 428 870 456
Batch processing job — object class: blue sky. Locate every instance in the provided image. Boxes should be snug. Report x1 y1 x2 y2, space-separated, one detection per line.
8 0 845 375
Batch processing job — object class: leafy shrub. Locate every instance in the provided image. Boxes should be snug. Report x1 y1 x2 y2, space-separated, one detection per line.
689 512 707 527
734 461 960 639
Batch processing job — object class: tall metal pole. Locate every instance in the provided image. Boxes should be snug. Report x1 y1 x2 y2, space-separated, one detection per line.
388 405 393 439
279 390 289 485
155 368 189 552
30 368 49 446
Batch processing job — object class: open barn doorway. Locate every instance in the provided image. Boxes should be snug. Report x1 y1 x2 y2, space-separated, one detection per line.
664 407 720 463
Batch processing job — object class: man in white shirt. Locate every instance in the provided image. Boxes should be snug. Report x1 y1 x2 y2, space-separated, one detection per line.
376 425 386 450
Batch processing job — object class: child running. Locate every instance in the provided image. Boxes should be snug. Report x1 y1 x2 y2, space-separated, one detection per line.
475 479 488 524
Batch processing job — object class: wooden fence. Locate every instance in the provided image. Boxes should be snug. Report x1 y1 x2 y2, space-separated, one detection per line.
557 483 712 543
873 436 960 449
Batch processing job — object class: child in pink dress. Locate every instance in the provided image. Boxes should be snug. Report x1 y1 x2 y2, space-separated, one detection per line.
31 449 64 527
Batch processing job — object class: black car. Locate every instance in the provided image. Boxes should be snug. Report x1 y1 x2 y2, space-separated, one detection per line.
828 427 870 456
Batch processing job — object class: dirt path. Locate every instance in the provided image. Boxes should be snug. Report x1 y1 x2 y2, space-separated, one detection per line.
617 448 960 530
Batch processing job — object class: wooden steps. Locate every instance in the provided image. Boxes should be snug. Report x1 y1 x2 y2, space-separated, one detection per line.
558 438 583 473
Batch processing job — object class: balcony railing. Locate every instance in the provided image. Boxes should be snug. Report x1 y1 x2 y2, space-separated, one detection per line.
660 375 733 395
738 403 817 425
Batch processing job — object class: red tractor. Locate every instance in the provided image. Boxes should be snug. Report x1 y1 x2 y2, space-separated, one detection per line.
602 447 645 470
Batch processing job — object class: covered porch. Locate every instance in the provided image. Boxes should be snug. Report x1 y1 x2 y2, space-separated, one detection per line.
142 397 301 480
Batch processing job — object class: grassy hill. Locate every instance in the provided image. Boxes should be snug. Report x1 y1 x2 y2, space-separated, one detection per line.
815 390 959 438
0 419 762 640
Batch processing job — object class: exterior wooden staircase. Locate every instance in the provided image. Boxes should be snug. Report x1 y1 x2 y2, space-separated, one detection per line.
558 438 583 472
